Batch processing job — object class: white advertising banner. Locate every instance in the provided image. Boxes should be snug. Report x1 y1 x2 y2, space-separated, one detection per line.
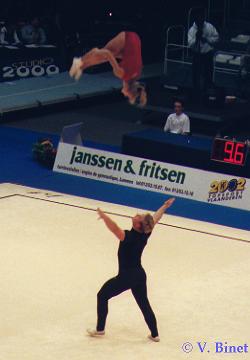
53 143 250 211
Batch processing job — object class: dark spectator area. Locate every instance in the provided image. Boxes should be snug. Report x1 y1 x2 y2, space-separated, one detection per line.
0 0 230 67
1 0 250 70
0 0 250 138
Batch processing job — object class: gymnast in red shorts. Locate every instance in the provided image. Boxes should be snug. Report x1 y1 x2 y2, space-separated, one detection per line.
69 31 147 106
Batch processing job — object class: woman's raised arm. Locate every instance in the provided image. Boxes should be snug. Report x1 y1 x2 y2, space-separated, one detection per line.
97 208 125 241
153 198 175 225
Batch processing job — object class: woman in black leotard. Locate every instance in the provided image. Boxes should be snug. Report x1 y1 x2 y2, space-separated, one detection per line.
87 198 175 342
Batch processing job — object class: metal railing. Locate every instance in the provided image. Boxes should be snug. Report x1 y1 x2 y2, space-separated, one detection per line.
213 50 246 84
164 25 186 76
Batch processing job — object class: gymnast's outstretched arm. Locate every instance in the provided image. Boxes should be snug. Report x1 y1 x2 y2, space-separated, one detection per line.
97 208 125 241
153 198 175 225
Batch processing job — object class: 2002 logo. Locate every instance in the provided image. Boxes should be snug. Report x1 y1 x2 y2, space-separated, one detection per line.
209 178 246 194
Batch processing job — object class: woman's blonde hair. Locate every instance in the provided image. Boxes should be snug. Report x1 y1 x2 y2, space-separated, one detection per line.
141 213 154 234
128 80 147 107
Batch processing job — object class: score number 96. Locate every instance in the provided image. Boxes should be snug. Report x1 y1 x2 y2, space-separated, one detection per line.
223 141 246 165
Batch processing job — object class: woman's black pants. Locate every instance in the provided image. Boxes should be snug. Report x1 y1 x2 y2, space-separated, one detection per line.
96 267 159 337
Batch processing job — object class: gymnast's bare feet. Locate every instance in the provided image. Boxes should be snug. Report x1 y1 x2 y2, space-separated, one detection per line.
69 57 83 81
87 328 105 337
148 334 160 342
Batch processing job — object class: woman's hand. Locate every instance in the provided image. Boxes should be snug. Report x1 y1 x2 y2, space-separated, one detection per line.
97 207 105 220
164 198 175 209
153 198 175 224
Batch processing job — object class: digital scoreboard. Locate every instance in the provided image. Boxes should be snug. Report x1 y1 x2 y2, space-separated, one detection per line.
211 138 249 166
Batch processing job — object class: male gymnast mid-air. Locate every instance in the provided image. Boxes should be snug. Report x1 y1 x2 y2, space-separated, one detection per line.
69 31 147 106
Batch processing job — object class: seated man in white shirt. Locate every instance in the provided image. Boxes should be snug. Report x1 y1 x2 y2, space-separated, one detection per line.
164 100 190 135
